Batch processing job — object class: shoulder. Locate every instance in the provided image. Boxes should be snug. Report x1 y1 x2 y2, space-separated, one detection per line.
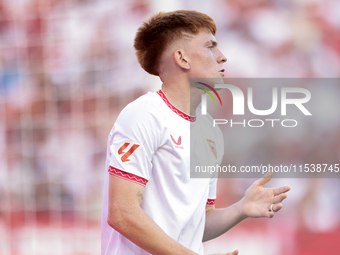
117 91 163 125
113 92 165 145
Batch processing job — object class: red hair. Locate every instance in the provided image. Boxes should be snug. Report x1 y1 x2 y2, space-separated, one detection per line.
134 10 216 76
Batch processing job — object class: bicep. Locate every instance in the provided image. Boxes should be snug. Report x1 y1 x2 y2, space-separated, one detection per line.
206 205 215 213
108 174 145 220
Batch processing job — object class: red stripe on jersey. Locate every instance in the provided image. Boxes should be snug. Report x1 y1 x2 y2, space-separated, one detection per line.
206 199 216 206
108 166 148 186
157 90 196 122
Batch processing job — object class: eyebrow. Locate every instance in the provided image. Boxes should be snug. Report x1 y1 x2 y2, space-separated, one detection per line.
206 40 218 47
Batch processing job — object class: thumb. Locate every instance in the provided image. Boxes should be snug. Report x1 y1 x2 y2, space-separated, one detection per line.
226 250 239 255
255 171 273 186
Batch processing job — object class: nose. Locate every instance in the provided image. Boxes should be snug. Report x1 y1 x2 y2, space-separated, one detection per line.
217 48 227 64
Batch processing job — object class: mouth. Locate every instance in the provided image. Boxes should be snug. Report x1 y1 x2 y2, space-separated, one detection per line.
219 69 225 77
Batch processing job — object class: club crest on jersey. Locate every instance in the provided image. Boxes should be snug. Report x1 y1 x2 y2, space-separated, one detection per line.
206 139 217 159
118 142 140 162
170 134 184 149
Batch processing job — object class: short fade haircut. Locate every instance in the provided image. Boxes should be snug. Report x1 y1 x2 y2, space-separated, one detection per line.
134 10 216 76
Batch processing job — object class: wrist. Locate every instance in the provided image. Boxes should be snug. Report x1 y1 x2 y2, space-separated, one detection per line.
237 198 249 220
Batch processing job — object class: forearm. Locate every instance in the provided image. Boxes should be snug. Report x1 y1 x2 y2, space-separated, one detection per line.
108 205 198 255
203 199 248 242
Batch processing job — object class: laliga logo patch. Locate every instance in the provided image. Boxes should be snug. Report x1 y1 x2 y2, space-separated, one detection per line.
207 139 217 159
118 142 140 162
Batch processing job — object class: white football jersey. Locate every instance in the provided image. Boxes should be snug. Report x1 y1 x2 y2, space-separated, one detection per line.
101 90 224 255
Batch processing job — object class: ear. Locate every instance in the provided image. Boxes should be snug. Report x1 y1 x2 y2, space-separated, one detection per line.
173 50 190 70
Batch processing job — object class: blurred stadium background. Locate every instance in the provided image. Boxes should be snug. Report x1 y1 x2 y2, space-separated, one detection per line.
0 0 339 254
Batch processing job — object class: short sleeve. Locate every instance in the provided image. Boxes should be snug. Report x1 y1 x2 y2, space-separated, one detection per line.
207 177 217 206
206 125 223 206
108 99 161 186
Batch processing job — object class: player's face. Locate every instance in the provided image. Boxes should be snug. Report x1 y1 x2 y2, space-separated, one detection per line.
186 30 227 79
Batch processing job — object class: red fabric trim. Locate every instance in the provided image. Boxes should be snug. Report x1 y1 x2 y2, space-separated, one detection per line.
206 199 216 206
157 90 196 122
108 166 148 186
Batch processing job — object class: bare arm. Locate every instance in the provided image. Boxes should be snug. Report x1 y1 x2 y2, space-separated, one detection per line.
204 173 291 242
107 174 198 255
203 202 246 242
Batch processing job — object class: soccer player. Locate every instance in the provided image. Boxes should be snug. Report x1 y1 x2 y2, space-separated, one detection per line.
101 10 290 255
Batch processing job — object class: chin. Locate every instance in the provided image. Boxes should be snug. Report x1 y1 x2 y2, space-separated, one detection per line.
207 77 224 86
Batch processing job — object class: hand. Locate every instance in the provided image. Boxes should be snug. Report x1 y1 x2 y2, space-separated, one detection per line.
226 250 239 255
240 172 291 218
210 250 239 255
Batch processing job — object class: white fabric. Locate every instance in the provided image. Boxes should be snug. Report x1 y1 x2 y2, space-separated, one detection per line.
101 90 224 255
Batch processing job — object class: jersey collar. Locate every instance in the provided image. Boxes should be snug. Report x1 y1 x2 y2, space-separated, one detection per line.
157 90 196 122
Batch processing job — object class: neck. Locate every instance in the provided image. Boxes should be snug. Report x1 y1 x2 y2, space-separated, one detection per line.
162 80 202 117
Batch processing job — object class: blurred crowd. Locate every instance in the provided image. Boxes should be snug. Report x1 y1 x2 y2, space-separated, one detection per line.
0 0 150 223
0 0 339 254
215 0 340 78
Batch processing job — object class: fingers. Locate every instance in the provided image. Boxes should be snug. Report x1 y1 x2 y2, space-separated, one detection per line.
264 203 283 218
265 210 275 218
273 186 291 196
255 171 274 186
211 250 239 255
271 203 283 212
272 193 288 204
226 250 239 255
